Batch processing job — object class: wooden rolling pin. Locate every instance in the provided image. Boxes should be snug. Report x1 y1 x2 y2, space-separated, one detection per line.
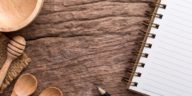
0 36 26 87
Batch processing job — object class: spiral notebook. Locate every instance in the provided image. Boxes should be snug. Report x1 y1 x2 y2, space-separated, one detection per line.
123 0 192 96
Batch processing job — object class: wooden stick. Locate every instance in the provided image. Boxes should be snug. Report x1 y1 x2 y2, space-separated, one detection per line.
11 91 17 96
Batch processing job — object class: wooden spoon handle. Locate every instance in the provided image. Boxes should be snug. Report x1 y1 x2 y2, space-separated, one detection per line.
0 59 12 87
11 91 17 96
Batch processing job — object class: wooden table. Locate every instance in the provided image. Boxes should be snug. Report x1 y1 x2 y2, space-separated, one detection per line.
3 0 152 95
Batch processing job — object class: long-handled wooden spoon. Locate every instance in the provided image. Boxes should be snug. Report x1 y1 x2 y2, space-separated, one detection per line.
0 36 26 87
11 73 38 96
39 87 63 96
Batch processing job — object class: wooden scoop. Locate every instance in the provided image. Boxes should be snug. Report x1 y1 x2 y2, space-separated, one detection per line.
11 73 38 96
0 36 26 87
39 87 63 96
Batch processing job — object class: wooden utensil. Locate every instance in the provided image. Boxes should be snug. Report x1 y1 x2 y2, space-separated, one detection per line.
11 73 38 96
0 0 44 32
0 36 26 87
39 87 63 96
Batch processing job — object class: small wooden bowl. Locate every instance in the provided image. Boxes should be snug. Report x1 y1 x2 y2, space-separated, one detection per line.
0 0 44 32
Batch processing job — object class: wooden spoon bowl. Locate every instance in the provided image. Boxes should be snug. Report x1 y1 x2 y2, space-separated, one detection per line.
0 0 44 32
11 73 38 96
39 87 63 96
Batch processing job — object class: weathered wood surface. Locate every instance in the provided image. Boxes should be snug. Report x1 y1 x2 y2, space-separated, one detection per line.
3 0 153 96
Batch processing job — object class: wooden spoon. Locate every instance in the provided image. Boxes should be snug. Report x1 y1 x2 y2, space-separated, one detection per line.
0 36 26 87
11 73 38 96
39 87 63 96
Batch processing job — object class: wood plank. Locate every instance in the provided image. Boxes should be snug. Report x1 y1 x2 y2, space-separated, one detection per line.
3 0 153 95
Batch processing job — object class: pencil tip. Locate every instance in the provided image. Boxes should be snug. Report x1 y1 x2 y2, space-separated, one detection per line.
97 86 106 95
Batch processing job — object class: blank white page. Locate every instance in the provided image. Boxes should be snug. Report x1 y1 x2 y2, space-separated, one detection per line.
130 0 192 96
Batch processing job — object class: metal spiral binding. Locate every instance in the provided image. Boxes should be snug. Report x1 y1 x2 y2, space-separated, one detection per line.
145 43 152 48
156 3 167 9
134 41 152 48
132 52 149 58
150 3 167 9
126 1 167 87
142 20 160 29
138 29 156 39
131 82 138 87
145 11 163 19
138 63 145 68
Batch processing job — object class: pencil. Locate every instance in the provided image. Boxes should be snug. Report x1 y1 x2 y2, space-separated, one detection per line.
97 86 111 96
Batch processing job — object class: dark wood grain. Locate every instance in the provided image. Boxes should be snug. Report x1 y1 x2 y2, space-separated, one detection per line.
3 0 153 96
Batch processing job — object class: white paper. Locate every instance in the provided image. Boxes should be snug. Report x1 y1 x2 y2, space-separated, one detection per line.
130 0 192 96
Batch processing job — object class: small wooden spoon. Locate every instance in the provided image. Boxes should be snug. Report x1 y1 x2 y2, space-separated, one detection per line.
39 87 63 96
11 73 38 96
0 36 26 87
